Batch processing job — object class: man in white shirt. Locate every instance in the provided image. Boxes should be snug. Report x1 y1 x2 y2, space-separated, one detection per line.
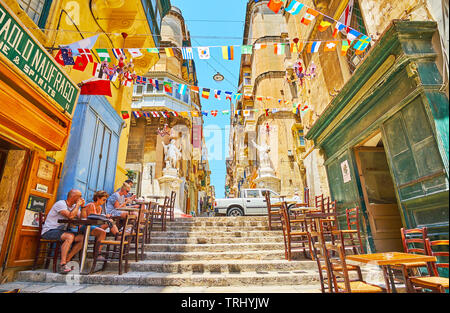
41 189 85 274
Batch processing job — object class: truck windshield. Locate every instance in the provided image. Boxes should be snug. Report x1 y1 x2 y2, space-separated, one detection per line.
246 190 260 198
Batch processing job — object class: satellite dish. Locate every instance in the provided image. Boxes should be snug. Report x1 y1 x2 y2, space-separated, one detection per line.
213 72 224 82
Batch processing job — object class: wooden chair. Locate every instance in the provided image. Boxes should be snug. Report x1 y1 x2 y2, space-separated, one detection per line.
167 191 176 222
315 194 324 212
332 207 364 255
265 191 282 231
124 204 146 262
150 196 170 232
327 243 385 293
279 203 312 261
310 230 334 293
32 212 62 273
145 202 158 244
90 214 134 275
407 239 449 293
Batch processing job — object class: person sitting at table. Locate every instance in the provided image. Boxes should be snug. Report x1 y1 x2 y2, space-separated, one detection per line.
41 189 85 274
80 191 119 260
292 191 301 202
116 179 134 198
106 183 136 219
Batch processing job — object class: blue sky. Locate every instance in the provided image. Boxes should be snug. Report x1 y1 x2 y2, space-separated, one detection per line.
171 0 248 198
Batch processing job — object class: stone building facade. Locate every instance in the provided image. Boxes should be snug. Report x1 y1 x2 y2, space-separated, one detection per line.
125 6 211 214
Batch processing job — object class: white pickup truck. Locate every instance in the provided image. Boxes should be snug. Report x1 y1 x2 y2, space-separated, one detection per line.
214 189 297 216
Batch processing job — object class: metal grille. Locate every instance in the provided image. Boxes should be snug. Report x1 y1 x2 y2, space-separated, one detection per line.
346 0 370 74
17 0 46 25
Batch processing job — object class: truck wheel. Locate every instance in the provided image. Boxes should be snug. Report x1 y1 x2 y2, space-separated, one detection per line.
227 207 244 216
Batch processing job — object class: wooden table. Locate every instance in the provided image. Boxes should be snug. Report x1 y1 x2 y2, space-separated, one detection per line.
58 218 103 275
346 252 437 293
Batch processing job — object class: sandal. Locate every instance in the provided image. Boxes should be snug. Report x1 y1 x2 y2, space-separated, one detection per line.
59 263 72 274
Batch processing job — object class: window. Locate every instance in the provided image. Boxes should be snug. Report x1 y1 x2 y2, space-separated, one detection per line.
146 83 154 93
246 190 260 198
136 85 143 95
18 0 52 28
383 98 447 201
298 130 305 146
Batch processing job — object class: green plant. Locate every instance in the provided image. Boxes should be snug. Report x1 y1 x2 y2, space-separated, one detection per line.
126 170 136 181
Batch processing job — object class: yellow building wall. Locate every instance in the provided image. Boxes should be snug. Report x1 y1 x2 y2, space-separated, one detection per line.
5 0 160 192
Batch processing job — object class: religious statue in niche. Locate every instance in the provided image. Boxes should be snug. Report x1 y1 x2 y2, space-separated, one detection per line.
162 139 182 170
157 123 171 137
251 140 272 170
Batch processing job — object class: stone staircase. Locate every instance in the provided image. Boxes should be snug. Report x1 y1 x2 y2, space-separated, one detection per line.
3 216 323 292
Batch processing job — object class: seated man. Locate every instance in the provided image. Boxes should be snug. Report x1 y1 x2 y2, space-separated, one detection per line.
106 182 135 218
41 189 85 274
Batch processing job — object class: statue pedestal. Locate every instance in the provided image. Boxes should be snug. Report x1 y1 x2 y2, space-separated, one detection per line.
157 171 184 212
254 167 281 193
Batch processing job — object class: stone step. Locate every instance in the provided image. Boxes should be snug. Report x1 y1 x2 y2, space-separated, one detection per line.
121 259 318 273
0 281 322 293
142 249 308 261
165 221 270 227
16 269 321 286
144 242 285 252
149 230 283 238
164 225 272 231
149 236 285 244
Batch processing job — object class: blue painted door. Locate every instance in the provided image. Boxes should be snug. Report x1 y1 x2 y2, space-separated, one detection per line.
58 96 123 202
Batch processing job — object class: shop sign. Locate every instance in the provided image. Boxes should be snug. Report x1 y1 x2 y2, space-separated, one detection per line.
0 2 79 116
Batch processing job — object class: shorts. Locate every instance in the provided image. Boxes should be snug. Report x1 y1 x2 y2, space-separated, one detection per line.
42 229 78 241
79 225 102 234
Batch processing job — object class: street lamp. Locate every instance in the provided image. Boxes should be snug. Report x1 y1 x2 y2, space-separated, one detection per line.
213 72 224 82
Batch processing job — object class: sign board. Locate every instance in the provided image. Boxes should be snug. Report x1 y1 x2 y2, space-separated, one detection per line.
341 160 352 183
22 195 48 227
0 1 79 116
36 159 55 181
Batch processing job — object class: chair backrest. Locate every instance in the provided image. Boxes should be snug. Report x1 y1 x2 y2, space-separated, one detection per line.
426 239 449 276
326 243 352 293
401 227 428 255
279 203 291 235
304 188 310 207
315 194 324 210
346 207 360 231
120 214 134 245
170 191 176 208
264 190 272 213
310 230 334 293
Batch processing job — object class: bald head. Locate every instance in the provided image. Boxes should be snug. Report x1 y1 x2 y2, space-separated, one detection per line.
67 189 82 201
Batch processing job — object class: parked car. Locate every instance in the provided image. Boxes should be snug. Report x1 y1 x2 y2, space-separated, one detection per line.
214 189 297 216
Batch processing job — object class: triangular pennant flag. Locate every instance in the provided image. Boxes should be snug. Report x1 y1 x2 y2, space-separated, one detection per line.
198 47 210 59
60 48 75 65
333 22 347 38
211 110 218 117
181 47 194 59
318 18 333 32
202 88 210 99
285 1 304 15
341 40 353 56
164 81 173 93
267 0 283 14
165 48 175 57
147 48 159 54
73 54 89 71
78 49 94 63
324 41 338 52
222 46 234 60
290 42 304 54
353 35 371 52
121 111 130 119
254 43 267 50
222 110 230 115
95 49 111 62
301 8 319 25
347 29 361 41
191 86 200 93
214 90 221 100
112 48 126 60
307 41 321 53
178 84 188 95
225 91 233 100
241 45 253 55
128 48 143 58
132 111 142 119
274 43 285 55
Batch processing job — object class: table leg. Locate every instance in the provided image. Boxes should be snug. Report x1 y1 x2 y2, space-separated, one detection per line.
80 225 91 275
385 265 397 293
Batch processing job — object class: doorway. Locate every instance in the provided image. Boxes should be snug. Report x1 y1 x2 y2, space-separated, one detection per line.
354 133 404 252
0 137 28 269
